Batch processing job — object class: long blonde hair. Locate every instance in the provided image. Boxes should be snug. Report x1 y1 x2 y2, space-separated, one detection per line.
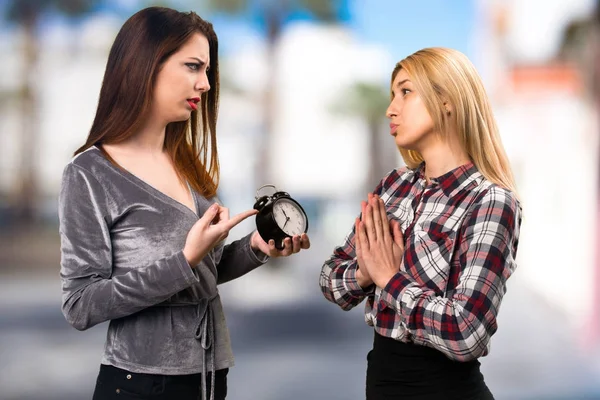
393 47 517 195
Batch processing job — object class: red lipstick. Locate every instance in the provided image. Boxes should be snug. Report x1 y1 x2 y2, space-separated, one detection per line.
187 97 200 110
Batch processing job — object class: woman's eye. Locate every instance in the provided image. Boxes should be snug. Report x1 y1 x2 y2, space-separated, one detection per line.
186 63 200 71
401 88 411 96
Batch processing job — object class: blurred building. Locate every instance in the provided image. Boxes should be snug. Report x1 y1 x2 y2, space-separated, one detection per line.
0 13 123 218
474 0 599 350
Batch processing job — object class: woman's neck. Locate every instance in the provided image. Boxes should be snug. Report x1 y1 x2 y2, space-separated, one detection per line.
117 117 167 155
420 141 471 182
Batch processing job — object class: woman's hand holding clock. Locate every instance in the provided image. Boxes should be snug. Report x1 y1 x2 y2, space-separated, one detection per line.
252 188 311 257
250 231 310 257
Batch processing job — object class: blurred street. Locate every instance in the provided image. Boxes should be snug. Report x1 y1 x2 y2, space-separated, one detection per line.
1 230 600 400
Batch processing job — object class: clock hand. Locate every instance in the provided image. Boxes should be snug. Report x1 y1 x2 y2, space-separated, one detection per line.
282 209 289 219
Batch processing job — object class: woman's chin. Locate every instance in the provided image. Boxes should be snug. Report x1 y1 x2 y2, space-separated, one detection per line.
394 134 422 152
394 136 412 150
169 112 193 123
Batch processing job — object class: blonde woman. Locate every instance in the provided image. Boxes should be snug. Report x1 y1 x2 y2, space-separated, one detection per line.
319 47 521 400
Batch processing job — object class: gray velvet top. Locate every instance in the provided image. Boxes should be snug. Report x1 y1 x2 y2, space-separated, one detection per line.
58 146 268 381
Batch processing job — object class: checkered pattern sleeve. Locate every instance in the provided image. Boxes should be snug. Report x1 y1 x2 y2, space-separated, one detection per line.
318 172 399 311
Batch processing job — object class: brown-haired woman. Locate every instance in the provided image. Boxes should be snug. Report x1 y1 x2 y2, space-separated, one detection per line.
58 6 310 400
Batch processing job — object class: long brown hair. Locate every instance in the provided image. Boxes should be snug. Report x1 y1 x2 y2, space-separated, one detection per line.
74 6 220 197
392 47 518 196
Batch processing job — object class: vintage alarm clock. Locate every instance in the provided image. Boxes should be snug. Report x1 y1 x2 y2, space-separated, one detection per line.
253 185 309 250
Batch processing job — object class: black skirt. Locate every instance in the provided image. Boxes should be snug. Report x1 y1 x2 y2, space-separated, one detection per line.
366 331 494 400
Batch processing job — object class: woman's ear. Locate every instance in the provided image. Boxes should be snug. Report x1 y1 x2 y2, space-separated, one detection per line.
443 101 452 117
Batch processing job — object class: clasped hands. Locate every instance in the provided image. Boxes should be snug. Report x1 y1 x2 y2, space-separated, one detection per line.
355 193 405 289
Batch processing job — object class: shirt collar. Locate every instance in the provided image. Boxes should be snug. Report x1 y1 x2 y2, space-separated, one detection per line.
413 161 482 197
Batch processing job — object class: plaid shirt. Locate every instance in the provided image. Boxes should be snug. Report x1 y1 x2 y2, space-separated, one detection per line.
319 162 522 362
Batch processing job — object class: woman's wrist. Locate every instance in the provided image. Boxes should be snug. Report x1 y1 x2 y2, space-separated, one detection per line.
355 267 373 288
182 247 198 268
250 231 260 250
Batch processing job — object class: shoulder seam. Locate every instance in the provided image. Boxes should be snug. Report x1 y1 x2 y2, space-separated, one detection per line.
65 163 111 222
70 146 97 164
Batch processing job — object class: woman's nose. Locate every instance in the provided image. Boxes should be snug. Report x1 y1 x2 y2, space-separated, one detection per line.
386 96 402 118
386 104 397 119
195 75 210 92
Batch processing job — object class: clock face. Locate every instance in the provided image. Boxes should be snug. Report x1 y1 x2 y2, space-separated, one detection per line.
272 198 307 236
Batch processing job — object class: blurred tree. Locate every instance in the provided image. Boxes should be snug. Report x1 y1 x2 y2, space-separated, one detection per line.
557 1 600 99
206 0 342 187
4 0 99 225
332 81 396 193
207 0 345 270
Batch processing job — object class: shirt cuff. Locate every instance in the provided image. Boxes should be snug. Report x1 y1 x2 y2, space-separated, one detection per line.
379 271 416 313
174 250 201 286
343 262 375 297
243 232 270 265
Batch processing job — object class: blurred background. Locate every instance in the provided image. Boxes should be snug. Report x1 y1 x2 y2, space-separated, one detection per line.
0 0 599 399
